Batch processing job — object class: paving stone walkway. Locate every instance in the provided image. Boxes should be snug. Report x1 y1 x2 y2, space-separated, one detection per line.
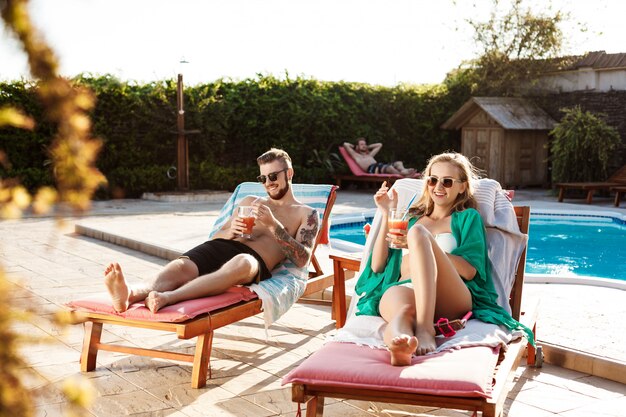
2 188 624 416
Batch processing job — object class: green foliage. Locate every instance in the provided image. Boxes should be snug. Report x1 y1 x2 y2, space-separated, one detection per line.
0 166 54 190
470 0 564 60
306 147 344 175
460 0 570 96
106 165 175 198
550 106 622 183
1 74 468 195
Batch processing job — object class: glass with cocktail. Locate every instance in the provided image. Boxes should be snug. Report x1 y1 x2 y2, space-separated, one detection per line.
238 206 255 238
388 209 408 248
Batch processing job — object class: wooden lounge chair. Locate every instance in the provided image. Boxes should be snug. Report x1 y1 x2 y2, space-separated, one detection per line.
284 179 540 417
335 146 418 188
66 182 338 388
610 185 626 207
556 164 626 204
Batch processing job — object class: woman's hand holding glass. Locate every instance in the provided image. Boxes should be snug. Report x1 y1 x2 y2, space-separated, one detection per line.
373 182 407 248
387 209 409 248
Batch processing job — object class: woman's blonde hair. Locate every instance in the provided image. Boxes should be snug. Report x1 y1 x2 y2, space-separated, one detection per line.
409 152 480 217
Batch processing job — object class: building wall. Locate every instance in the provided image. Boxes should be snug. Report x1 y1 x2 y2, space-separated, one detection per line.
538 68 626 93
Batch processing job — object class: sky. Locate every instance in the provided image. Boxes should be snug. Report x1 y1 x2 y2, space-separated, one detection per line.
0 0 624 87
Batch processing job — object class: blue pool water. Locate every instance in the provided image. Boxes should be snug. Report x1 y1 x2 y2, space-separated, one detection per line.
330 214 626 281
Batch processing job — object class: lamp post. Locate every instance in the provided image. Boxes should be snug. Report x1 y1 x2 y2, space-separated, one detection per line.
174 59 200 191
176 73 188 190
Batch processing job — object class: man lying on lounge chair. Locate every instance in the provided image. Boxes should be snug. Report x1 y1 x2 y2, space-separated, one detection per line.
343 138 417 177
103 148 320 314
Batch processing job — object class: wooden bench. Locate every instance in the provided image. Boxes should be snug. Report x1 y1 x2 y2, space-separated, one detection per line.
611 186 626 207
556 165 626 204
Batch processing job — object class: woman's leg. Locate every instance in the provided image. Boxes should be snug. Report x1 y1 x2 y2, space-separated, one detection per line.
379 285 418 366
406 224 472 355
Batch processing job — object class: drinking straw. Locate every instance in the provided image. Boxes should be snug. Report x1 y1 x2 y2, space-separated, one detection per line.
401 193 418 220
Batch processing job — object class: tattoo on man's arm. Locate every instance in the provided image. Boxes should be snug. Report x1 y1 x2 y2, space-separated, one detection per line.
274 226 310 267
299 210 319 248
273 210 319 267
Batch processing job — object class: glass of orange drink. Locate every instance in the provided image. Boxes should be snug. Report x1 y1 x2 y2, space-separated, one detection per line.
388 209 408 248
238 206 255 238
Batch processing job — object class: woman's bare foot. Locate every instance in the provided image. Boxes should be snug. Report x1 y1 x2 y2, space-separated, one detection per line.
145 291 170 313
414 328 437 356
104 262 130 312
388 334 418 366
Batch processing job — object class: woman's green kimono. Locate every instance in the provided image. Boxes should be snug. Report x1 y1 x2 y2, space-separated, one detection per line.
354 208 534 343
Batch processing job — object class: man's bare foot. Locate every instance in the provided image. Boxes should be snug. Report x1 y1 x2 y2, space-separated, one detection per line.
414 328 437 356
145 291 170 313
388 334 418 366
104 263 130 312
401 168 416 176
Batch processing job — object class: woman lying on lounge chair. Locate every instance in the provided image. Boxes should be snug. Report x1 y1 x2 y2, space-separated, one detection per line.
356 152 533 365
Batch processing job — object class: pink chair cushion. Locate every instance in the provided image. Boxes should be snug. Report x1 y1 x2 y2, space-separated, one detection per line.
66 286 258 323
338 147 419 178
283 342 499 398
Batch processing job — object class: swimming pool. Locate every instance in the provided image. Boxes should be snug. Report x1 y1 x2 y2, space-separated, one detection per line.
329 211 626 281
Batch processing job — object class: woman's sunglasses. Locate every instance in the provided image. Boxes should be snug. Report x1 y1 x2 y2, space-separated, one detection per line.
426 176 463 188
257 168 288 184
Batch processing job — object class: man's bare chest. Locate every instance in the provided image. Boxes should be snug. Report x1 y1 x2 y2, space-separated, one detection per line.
272 209 302 237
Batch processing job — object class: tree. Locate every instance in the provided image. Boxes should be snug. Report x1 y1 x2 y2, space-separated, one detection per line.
450 0 576 96
1 0 101 415
550 106 622 183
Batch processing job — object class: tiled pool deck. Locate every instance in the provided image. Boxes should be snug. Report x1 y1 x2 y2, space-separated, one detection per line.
2 188 624 416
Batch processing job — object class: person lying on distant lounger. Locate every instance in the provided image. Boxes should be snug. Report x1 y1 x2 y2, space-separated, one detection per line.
343 138 417 176
104 148 319 313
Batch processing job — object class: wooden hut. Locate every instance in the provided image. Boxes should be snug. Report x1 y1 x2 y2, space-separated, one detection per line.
442 97 556 188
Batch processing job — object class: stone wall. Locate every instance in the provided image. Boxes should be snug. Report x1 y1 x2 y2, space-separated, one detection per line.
532 90 626 170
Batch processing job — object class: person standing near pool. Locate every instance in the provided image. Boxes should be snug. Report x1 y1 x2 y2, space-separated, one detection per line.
343 138 417 176
355 152 533 365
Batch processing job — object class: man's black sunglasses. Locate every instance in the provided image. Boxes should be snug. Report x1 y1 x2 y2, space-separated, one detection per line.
257 168 288 184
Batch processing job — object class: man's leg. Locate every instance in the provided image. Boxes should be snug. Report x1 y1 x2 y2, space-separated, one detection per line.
104 257 199 312
392 161 416 176
384 164 403 175
145 253 260 313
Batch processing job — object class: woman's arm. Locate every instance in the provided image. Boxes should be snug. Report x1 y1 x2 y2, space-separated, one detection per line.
370 210 390 272
370 182 396 272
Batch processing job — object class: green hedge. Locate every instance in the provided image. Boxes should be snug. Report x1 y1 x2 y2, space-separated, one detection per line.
1 74 467 198
550 106 622 183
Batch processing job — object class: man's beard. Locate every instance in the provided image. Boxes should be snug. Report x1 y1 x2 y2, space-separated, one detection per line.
268 182 289 200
